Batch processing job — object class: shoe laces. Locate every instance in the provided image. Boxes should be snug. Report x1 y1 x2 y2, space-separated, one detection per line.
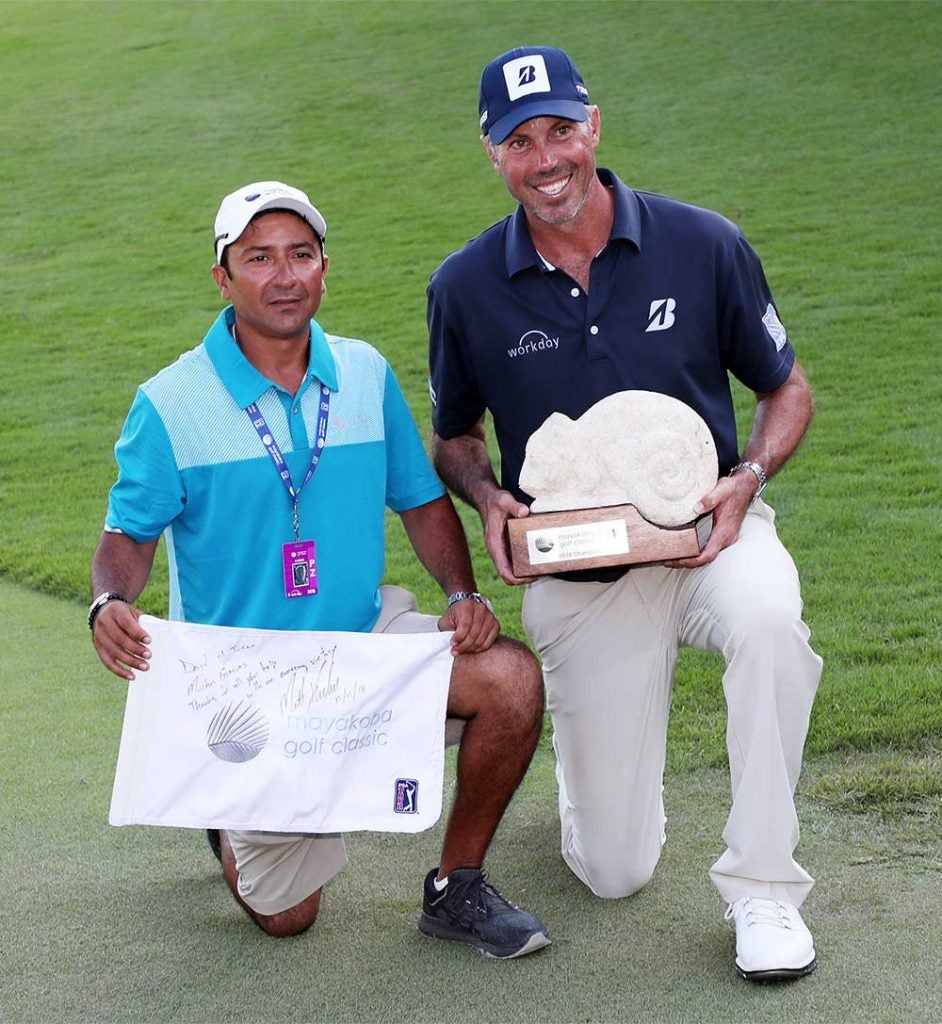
725 897 796 930
448 871 516 922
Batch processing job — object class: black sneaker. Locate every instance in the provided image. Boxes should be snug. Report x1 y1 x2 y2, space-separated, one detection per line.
206 829 222 863
417 867 550 959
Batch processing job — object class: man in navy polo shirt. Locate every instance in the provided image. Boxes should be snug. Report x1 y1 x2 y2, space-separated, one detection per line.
428 47 823 981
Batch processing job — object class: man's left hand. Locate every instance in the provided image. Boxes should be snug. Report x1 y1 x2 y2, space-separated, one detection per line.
438 599 500 655
665 472 757 568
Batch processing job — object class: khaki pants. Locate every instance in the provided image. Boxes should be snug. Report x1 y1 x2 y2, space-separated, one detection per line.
522 500 822 907
230 586 448 916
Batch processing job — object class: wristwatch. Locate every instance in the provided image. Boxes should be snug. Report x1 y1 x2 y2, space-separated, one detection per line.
446 591 494 613
88 591 127 631
729 460 768 500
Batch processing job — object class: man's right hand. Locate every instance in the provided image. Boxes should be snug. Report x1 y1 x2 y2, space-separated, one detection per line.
92 600 152 681
430 426 534 586
482 489 533 586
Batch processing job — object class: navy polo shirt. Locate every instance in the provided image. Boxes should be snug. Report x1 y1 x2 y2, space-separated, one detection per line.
428 168 795 504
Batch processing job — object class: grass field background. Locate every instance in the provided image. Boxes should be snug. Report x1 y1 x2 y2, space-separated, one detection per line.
3 581 942 1024
1 1 940 1021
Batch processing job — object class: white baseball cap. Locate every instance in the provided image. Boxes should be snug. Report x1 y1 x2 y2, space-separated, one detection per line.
213 180 327 262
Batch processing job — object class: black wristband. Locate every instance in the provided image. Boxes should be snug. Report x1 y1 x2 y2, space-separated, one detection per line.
88 592 127 631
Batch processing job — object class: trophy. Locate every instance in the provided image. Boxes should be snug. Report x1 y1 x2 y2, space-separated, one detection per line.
506 391 717 576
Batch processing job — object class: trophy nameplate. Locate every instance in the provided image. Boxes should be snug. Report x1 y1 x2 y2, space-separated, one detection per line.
507 505 712 577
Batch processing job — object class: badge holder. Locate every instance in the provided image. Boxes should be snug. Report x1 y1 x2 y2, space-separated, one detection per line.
282 539 318 598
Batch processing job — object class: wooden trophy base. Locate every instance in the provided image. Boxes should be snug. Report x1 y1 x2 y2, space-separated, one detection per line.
507 504 712 577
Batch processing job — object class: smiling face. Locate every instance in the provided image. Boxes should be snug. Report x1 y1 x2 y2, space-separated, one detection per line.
211 210 328 348
484 108 601 227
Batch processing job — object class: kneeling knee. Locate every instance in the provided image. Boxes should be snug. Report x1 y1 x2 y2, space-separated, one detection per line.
254 906 319 938
731 600 806 649
248 888 323 937
221 834 323 937
580 851 660 900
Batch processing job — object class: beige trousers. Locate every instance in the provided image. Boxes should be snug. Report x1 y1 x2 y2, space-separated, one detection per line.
230 586 448 915
521 500 822 907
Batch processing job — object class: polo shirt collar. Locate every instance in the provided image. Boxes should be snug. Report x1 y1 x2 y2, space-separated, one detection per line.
504 167 642 278
203 306 339 408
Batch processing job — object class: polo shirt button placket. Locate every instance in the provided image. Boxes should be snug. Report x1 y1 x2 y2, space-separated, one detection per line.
586 304 605 357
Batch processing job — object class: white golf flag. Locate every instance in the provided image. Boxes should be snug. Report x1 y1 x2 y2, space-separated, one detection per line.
109 615 453 833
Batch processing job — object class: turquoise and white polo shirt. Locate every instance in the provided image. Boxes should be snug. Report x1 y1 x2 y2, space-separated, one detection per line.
106 306 444 632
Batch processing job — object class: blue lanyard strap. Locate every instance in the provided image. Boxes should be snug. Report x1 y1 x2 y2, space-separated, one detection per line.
246 384 331 539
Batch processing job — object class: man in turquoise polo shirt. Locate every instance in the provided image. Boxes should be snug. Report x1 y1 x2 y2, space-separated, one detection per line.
90 181 550 959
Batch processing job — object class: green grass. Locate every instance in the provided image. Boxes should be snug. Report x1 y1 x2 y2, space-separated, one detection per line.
2 0 939 770
2 580 941 1024
1 1 941 1018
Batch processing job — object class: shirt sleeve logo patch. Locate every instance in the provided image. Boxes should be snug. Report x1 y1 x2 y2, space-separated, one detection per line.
762 303 788 351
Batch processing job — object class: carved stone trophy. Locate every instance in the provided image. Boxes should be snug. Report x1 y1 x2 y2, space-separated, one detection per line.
507 391 717 576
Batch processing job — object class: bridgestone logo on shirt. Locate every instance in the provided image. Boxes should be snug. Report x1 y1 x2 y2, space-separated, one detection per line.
508 330 560 357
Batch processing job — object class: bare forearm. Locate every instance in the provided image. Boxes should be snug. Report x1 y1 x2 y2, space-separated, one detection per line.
90 531 158 681
431 423 501 517
399 495 477 596
742 361 814 481
90 531 159 602
431 423 532 586
401 494 503 653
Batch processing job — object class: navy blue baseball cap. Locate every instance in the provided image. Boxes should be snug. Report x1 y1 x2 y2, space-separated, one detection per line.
479 46 590 144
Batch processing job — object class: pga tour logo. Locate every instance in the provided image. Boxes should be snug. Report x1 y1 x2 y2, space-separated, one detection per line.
394 777 419 814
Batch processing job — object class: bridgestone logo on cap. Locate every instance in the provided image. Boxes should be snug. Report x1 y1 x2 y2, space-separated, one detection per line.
503 54 551 100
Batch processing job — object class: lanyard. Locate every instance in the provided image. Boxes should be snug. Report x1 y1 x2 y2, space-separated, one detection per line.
245 384 331 540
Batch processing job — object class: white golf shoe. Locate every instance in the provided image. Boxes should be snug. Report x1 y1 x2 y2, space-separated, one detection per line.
724 897 817 982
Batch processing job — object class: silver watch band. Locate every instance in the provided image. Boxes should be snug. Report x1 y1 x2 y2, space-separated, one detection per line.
730 460 768 499
446 591 493 613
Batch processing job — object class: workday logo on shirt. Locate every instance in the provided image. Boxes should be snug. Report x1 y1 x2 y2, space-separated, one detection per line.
507 329 560 358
